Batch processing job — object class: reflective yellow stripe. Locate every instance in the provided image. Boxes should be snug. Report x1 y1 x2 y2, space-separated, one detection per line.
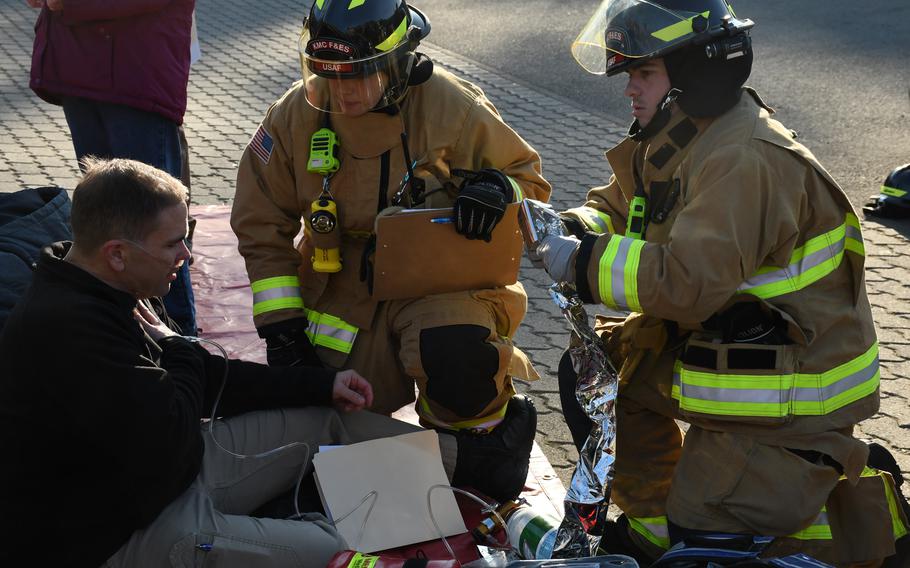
881 185 907 198
650 11 709 42
507 176 524 201
348 0 365 9
789 509 832 540
628 515 670 549
880 469 910 539
251 276 300 293
375 16 407 52
304 308 358 354
788 469 907 542
594 211 614 233
315 0 325 9
738 214 864 299
597 235 644 312
565 206 614 234
346 553 379 568
671 342 879 418
418 396 508 431
251 276 303 316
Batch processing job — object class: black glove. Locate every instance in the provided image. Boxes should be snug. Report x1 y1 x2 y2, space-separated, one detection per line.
452 168 513 242
260 319 323 368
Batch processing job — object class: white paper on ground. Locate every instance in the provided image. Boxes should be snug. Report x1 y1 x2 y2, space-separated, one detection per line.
313 429 466 552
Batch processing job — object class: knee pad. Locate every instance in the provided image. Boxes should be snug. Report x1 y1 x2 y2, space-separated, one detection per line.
421 324 498 417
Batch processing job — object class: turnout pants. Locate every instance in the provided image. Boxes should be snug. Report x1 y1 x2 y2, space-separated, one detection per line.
316 283 538 430
608 346 907 566
104 408 456 568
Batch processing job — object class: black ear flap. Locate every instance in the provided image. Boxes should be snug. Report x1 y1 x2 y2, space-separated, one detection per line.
664 43 753 118
406 52 434 86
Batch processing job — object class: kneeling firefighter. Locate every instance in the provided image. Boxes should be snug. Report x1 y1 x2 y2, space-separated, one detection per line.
231 0 551 501
535 0 909 565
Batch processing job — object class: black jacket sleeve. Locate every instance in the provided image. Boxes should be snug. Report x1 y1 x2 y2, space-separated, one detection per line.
161 339 336 418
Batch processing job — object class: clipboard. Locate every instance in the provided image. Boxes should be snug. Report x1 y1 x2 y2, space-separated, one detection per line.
371 203 523 301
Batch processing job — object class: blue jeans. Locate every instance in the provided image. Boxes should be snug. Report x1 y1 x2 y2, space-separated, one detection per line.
62 97 197 335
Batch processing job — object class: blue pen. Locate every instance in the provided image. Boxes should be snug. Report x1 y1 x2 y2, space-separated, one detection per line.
430 217 454 224
196 543 213 552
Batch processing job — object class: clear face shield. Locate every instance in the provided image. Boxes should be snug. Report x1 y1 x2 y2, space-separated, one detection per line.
571 0 715 75
299 31 416 116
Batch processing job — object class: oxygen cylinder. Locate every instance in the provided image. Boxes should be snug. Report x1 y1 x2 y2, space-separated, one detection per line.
472 499 560 560
505 504 560 560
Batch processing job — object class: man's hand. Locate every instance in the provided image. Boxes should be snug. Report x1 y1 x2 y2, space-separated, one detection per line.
453 168 513 242
26 0 44 8
47 0 62 10
331 370 373 413
537 234 581 283
134 301 178 341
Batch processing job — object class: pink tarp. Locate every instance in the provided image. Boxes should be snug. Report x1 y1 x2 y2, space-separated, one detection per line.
189 205 567 554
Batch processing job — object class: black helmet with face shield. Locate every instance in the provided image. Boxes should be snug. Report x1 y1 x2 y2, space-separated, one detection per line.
864 164 910 218
572 0 755 118
299 0 431 114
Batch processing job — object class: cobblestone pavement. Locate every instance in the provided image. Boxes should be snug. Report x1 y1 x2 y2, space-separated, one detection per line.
2 0 908 488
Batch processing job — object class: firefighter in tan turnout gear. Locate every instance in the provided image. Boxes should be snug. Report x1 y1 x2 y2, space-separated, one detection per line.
231 0 550 502
537 0 910 565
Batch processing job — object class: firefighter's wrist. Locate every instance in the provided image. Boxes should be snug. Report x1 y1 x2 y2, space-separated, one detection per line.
258 318 308 340
574 233 600 304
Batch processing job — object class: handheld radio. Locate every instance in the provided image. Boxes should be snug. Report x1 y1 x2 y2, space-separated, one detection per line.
307 127 341 175
307 127 343 272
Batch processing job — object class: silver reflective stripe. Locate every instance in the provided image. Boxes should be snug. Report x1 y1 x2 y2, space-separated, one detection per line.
589 213 611 233
738 223 861 295
679 384 785 404
578 207 611 233
252 286 302 304
308 320 357 345
738 239 845 291
793 355 879 402
675 361 878 405
846 224 862 242
608 237 635 308
641 520 668 539
672 344 879 416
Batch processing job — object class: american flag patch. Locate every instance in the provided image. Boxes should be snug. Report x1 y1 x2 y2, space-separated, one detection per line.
249 125 274 164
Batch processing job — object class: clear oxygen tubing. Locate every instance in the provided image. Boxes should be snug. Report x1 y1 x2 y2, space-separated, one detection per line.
427 484 509 565
182 335 380 535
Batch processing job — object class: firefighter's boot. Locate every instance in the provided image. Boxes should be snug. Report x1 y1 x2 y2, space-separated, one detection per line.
451 395 537 502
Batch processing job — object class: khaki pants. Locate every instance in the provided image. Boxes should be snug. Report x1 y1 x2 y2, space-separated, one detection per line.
318 283 537 428
104 408 456 568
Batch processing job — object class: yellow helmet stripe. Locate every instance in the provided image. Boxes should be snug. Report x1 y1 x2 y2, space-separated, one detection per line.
375 16 408 52
315 0 325 9
881 184 907 198
349 0 365 8
651 11 710 42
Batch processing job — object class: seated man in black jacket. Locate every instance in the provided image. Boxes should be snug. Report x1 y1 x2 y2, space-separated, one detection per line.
0 158 536 568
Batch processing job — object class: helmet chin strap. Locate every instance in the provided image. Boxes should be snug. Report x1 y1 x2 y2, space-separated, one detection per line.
629 88 680 142
369 51 433 114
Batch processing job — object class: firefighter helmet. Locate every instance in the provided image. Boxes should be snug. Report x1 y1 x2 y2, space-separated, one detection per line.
864 164 910 218
572 0 753 76
299 0 431 114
